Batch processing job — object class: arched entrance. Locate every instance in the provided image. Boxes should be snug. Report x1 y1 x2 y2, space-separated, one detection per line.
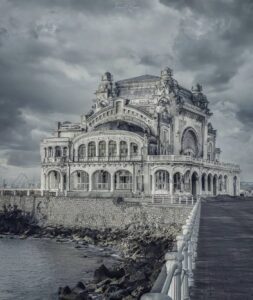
207 174 212 192
213 175 217 196
218 175 223 193
192 172 198 196
184 170 191 193
173 172 182 193
224 175 228 193
48 170 61 190
114 170 132 190
201 173 206 192
92 170 111 191
233 176 237 196
70 171 89 191
154 170 170 193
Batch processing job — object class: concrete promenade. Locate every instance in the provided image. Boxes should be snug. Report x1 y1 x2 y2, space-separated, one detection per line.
191 196 253 300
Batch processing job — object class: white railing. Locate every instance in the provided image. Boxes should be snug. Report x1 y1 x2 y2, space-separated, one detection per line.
152 194 197 205
0 189 66 197
0 188 43 196
141 198 201 300
115 183 133 190
147 155 240 171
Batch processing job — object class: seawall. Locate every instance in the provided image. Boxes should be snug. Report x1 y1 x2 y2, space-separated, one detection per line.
0 196 191 229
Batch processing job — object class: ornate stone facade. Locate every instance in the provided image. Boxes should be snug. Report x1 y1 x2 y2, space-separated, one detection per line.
40 68 240 198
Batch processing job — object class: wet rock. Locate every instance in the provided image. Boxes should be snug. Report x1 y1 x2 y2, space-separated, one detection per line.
58 283 89 300
94 264 110 283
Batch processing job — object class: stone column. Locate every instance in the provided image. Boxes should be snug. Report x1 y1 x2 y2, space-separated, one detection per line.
89 173 92 191
198 176 202 196
105 140 108 158
110 173 114 192
152 173 155 194
95 141 99 157
60 173 64 192
116 141 120 158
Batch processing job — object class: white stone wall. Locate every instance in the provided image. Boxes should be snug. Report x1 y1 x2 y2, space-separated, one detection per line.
0 196 191 229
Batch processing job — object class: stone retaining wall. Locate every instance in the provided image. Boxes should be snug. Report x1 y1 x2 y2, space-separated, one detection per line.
0 196 191 229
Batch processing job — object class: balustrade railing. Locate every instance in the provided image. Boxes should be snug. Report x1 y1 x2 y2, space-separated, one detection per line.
115 183 132 190
141 198 201 300
147 155 240 170
42 154 239 170
152 194 197 205
0 189 43 197
43 155 143 163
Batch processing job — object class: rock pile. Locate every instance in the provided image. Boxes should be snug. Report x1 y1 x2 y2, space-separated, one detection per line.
58 225 180 300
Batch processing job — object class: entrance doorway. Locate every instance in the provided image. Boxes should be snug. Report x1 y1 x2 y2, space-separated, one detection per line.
192 172 198 196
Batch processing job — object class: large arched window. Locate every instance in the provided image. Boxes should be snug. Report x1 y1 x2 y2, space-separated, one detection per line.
70 171 89 190
181 128 198 157
78 144 86 160
120 141 128 158
155 170 170 191
115 170 132 190
48 170 61 190
108 141 117 157
98 141 106 157
88 141 96 158
92 170 111 190
55 146 61 157
130 142 138 157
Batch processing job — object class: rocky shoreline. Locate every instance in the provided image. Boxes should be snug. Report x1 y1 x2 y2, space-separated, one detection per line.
0 205 181 300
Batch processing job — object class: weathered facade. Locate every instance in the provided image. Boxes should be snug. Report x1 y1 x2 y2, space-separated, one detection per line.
40 68 240 198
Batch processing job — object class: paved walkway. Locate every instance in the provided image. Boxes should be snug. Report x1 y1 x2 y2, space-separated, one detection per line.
190 196 253 300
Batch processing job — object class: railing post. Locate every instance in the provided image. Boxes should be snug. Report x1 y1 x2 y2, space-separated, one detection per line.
181 227 190 300
185 219 194 287
165 252 183 300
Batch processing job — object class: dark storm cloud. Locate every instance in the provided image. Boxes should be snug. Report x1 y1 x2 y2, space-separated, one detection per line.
8 0 150 15
0 0 252 179
160 0 253 87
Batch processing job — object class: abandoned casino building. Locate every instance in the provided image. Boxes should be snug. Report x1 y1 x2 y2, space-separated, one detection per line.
40 67 240 200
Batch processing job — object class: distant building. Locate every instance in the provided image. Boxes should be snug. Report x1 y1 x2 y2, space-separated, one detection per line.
40 67 240 198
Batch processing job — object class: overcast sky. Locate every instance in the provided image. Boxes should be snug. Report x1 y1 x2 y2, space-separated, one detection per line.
0 0 252 184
